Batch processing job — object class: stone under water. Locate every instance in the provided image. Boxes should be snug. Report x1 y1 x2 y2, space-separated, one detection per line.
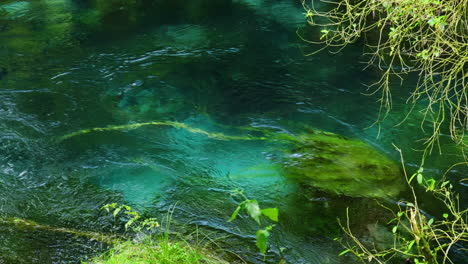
282 130 403 198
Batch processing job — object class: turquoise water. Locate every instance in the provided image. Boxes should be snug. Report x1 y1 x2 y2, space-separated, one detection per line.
1 1 466 263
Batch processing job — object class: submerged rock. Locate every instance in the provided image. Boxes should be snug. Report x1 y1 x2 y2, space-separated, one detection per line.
282 130 403 198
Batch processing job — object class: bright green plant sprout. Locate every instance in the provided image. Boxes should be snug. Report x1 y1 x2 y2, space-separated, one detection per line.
228 189 279 255
102 203 159 232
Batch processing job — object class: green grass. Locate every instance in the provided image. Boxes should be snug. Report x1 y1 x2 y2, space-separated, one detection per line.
87 235 229 264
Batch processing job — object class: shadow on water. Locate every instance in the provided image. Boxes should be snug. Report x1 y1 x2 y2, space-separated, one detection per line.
0 0 466 263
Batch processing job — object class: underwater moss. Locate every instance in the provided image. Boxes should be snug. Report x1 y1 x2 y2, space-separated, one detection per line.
282 131 403 198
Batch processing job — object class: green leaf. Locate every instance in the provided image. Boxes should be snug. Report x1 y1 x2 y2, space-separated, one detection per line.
441 181 450 188
102 203 116 212
229 204 243 222
427 218 434 226
125 218 135 230
125 211 138 216
442 213 449 219
397 211 404 218
392 226 398 233
406 202 415 207
339 249 351 256
417 173 423 185
245 200 261 224
113 207 122 217
261 208 279 222
407 240 415 251
320 29 330 40
304 9 313 18
256 228 270 254
416 50 429 60
426 179 436 191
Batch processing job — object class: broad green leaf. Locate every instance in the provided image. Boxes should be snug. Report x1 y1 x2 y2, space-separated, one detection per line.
245 200 261 224
261 208 279 222
392 226 398 233
442 213 449 219
256 228 270 254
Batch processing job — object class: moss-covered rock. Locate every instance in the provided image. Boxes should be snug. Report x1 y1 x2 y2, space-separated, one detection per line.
282 131 403 198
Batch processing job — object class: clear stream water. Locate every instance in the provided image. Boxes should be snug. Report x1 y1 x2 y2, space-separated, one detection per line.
0 1 466 263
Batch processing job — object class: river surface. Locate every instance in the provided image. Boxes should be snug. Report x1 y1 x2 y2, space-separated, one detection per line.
0 1 466 263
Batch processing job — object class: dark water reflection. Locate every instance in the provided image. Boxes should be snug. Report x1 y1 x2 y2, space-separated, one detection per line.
0 0 466 263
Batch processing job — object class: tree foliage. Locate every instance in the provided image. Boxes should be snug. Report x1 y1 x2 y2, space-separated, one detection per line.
301 0 467 156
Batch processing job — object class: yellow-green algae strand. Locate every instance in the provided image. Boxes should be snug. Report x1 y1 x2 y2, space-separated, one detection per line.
58 121 266 142
0 217 118 244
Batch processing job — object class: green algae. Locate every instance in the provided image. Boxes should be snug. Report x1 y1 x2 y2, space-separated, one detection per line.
282 131 403 198
59 120 403 198
0 217 118 244
58 121 266 142
0 0 77 80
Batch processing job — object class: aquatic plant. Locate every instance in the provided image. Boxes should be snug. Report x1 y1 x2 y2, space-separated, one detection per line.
0 217 117 244
301 0 468 156
60 120 404 198
337 146 467 264
58 121 264 142
282 131 403 198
